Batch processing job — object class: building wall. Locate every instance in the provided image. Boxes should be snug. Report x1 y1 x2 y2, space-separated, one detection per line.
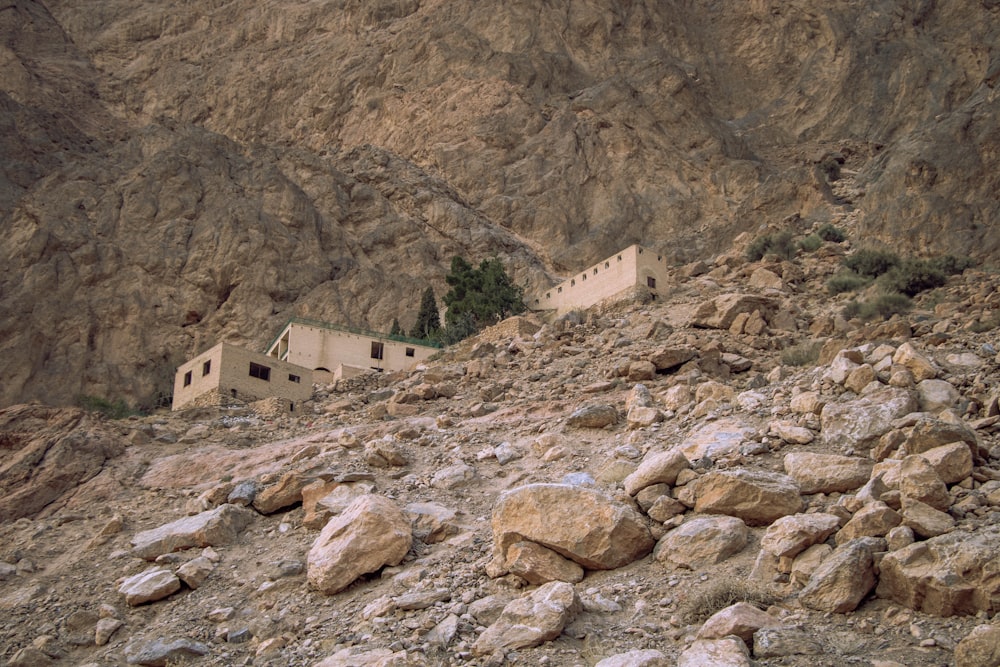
172 343 313 411
267 322 438 374
529 245 668 313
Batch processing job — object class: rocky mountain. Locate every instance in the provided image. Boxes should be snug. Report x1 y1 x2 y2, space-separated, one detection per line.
2 0 999 406
1 232 998 665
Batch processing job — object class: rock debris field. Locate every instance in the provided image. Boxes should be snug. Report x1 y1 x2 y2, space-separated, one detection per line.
1 240 999 667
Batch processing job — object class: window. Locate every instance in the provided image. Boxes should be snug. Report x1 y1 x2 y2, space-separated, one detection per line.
557 287 562 293
605 261 609 268
571 279 575 286
647 276 657 289
546 292 551 298
593 268 598 275
638 248 643 254
370 341 384 360
581 274 586 281
202 360 211 376
290 402 295 412
405 347 415 357
288 374 300 383
231 389 238 398
183 371 192 387
618 255 622 261
249 362 271 381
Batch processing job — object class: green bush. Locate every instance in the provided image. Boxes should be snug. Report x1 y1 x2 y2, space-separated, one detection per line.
859 293 913 321
843 248 900 278
842 300 863 321
798 234 823 253
442 256 526 341
876 259 946 297
746 230 797 262
826 271 871 294
817 224 846 243
78 395 134 419
781 341 823 367
928 255 975 276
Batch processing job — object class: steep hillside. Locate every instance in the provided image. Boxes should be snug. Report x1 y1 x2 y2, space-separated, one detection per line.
2 0 999 406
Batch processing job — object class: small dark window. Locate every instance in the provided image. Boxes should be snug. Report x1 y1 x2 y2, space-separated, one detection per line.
183 371 192 387
288 373 300 383
557 287 562 293
202 360 211 376
647 276 656 289
605 261 609 268
638 248 643 254
405 347 415 357
582 274 586 281
370 341 384 360
249 362 271 381
231 388 238 398
617 255 622 261
546 292 551 299
593 268 598 275
571 279 575 286
290 402 295 412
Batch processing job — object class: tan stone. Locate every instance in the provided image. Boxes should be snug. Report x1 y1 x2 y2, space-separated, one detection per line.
917 379 961 413
680 418 757 462
627 360 657 382
877 525 1000 616
760 513 841 558
783 452 873 494
176 556 215 589
253 472 311 514
769 420 814 445
490 484 654 572
898 417 978 457
304 482 373 530
845 364 877 394
627 406 664 429
307 495 412 595
649 346 698 371
119 567 181 606
697 602 780 643
566 404 619 429
919 441 973 484
472 581 581 655
694 470 804 526
623 449 691 496
676 637 751 667
900 495 955 538
404 502 460 544
647 495 687 523
504 541 584 585
131 504 255 560
790 391 825 414
899 455 951 511
661 384 693 411
790 543 832 587
821 387 918 449
595 649 670 667
654 516 748 568
893 342 938 381
799 539 877 613
954 624 1000 667
836 501 901 544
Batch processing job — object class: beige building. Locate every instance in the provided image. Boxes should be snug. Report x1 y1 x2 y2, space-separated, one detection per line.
265 317 441 380
529 244 668 314
172 342 313 412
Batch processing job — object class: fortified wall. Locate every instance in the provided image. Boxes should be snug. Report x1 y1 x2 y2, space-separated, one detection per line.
529 244 668 314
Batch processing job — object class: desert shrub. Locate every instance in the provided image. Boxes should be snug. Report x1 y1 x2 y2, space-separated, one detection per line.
798 234 823 253
746 230 797 262
929 255 975 276
859 293 913 321
843 248 900 278
817 223 846 243
876 259 946 297
826 271 871 294
78 395 134 419
678 577 777 624
842 300 863 321
781 341 823 367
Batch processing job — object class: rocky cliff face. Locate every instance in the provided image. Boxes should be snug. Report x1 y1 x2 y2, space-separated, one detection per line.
2 0 998 406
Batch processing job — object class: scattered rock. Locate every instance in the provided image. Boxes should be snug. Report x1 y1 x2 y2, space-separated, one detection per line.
594 649 669 666
472 581 581 655
566 404 619 429
654 516 748 568
623 448 691 496
760 513 841 558
131 504 254 560
783 452 873 494
119 568 182 606
123 637 210 666
676 636 752 667
697 602 780 643
693 470 804 525
799 539 877 613
954 624 1000 667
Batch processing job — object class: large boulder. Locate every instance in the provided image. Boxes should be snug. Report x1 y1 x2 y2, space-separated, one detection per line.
472 581 581 655
679 418 758 462
676 637 752 667
490 484 654 573
565 404 619 429
595 650 670 667
690 294 778 330
798 539 877 613
876 525 1000 616
954 624 1000 667
119 568 182 606
131 504 255 560
693 470 804 526
654 516 748 568
698 602 781 644
307 495 412 595
821 387 918 449
783 453 873 494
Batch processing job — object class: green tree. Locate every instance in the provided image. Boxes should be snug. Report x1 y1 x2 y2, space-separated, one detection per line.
389 318 402 337
409 286 441 339
442 256 525 339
